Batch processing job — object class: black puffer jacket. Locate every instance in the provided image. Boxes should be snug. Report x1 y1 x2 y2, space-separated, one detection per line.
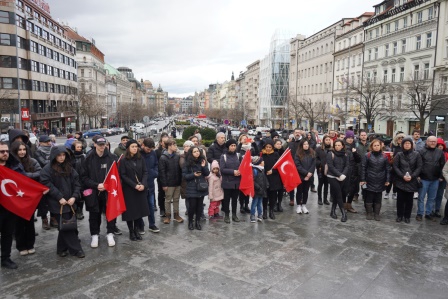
182 157 210 198
345 142 361 181
326 150 349 177
294 151 316 179
158 151 182 187
316 145 331 176
40 145 81 214
254 167 269 198
393 150 423 192
219 151 241 189
207 140 227 164
418 146 445 181
361 151 391 192
34 145 51 167
262 151 283 191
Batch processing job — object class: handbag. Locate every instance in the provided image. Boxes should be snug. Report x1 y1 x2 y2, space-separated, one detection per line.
59 205 77 232
195 176 208 192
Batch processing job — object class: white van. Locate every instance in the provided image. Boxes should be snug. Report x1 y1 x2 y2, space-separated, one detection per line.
255 127 270 136
131 123 145 129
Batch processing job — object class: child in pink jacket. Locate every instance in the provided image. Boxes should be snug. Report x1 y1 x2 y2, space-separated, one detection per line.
208 160 224 219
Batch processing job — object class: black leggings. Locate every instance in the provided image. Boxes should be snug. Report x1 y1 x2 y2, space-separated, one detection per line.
296 180 311 205
126 220 141 231
318 175 329 200
346 177 360 204
222 189 239 214
187 197 204 222
264 190 280 210
239 191 249 207
15 216 35 251
364 190 382 206
328 178 347 210
396 188 414 218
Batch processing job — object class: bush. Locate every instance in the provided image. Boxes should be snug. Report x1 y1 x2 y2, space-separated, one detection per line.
182 125 217 141
202 140 214 147
175 121 190 126
175 139 186 147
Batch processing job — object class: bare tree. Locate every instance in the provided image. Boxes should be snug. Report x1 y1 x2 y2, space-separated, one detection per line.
349 74 388 129
403 75 448 135
166 104 174 116
298 98 327 130
288 95 305 129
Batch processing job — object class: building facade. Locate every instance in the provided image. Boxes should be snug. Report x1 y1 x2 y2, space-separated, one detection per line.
243 60 260 126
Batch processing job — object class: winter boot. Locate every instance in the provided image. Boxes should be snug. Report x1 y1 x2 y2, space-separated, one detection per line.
134 227 142 240
42 217 50 230
353 194 359 202
163 213 171 224
174 212 184 223
269 209 276 220
318 197 323 205
330 203 337 219
346 203 357 213
340 207 347 222
224 213 230 224
277 201 283 212
195 219 202 230
365 203 374 220
244 202 251 213
323 197 330 205
232 213 240 222
374 202 382 221
262 210 268 219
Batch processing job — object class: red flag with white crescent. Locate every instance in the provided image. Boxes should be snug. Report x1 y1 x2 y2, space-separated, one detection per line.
272 149 301 192
0 166 49 220
238 151 254 197
103 162 126 221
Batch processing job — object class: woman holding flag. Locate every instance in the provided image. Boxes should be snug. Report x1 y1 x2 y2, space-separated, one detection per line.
262 139 283 219
119 140 150 241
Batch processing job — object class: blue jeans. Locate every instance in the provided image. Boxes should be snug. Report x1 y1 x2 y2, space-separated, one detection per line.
138 191 156 228
434 180 446 212
417 179 439 216
251 196 263 217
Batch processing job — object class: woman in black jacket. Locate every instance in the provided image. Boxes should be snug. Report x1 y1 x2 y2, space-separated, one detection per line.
393 138 422 223
119 140 150 241
344 132 362 213
327 140 349 222
236 134 258 214
360 139 391 221
315 135 332 205
10 141 41 256
262 139 283 219
71 141 86 220
294 140 316 215
40 145 84 258
182 146 210 230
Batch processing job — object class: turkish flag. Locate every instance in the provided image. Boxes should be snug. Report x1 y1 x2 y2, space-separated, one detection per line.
0 166 49 220
103 162 126 221
117 154 123 168
238 151 254 197
272 148 302 192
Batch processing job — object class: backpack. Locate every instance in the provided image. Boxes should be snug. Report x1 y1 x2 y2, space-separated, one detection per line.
223 153 240 163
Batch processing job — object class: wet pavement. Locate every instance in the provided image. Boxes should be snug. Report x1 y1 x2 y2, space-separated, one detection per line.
1 190 448 299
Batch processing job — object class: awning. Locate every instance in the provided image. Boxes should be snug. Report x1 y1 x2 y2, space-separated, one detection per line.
197 114 206 119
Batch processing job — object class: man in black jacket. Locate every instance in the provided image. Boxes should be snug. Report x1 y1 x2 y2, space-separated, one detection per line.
81 137 120 248
206 132 226 164
156 133 168 216
416 136 445 221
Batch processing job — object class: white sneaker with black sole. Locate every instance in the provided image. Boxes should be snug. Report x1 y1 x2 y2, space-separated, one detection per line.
148 225 160 233
91 235 99 248
302 205 309 214
296 205 302 214
107 233 115 247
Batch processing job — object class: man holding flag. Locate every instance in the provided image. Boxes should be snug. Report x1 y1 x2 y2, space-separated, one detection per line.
81 137 119 248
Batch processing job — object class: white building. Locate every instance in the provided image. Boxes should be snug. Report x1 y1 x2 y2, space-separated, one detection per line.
243 60 260 126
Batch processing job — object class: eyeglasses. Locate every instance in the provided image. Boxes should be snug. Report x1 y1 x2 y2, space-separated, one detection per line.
0 150 9 154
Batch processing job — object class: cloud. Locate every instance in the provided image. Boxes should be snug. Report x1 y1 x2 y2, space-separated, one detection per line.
46 0 379 96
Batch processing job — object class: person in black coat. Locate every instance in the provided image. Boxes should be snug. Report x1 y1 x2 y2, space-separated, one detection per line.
182 146 210 230
40 145 84 258
71 141 86 220
294 139 316 215
361 139 391 221
236 134 258 214
206 132 227 164
315 135 332 205
119 139 150 241
327 140 349 222
263 139 283 219
344 131 362 213
81 137 119 247
155 133 169 216
393 138 422 223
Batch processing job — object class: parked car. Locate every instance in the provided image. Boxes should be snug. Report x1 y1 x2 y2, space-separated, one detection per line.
83 129 101 139
100 128 113 136
110 128 121 135
367 133 393 146
248 129 255 135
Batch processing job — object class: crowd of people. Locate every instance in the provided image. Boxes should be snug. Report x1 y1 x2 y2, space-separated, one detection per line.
1 126 447 271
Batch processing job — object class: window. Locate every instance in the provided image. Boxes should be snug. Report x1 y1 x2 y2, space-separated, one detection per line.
18 57 25 69
352 55 355 67
403 17 407 28
416 35 421 50
358 54 362 65
414 65 420 79
393 42 397 55
47 65 53 76
424 63 430 79
369 30 373 40
385 44 389 57
31 60 38 72
46 48 52 58
402 39 406 53
395 21 399 32
417 11 422 24
0 10 10 23
392 68 396 82
397 95 402 109
442 77 448 93
39 63 45 74
0 56 12 67
375 28 379 37
428 7 434 20
374 47 378 59
0 33 11 45
383 70 388 82
53 51 58 61
30 41 37 52
386 23 390 33
400 67 404 82
49 83 54 93
19 79 27 90
368 49 372 61
0 78 13 89
42 30 48 40
342 59 345 69
38 44 45 55
41 82 47 92
426 32 432 48
49 34 54 44
373 71 377 83
32 80 39 91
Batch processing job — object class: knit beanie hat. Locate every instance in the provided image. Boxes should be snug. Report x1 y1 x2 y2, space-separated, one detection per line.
345 130 355 139
225 139 237 148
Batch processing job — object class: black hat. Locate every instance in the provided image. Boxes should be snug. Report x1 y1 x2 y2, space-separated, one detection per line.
95 137 107 145
401 137 414 149
263 138 274 148
225 139 237 148
39 135 51 143
126 139 139 149
271 131 279 139
121 135 130 141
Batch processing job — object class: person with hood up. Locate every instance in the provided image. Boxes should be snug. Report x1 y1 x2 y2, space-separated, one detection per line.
74 132 87 154
250 156 268 223
433 138 448 218
316 135 332 205
220 139 242 223
207 160 224 219
344 130 362 213
262 139 283 218
40 145 84 258
393 137 422 223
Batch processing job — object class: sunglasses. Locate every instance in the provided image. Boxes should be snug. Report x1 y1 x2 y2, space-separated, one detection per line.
0 150 9 154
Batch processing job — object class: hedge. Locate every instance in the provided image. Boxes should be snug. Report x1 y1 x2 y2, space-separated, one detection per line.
175 121 190 126
175 139 214 148
182 126 216 141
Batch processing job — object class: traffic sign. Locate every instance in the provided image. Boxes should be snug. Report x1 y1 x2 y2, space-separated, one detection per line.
224 119 229 125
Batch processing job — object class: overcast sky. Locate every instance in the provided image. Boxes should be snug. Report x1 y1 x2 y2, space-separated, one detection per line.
46 0 378 97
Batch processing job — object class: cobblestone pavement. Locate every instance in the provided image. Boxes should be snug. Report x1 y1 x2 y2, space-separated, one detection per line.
1 190 448 299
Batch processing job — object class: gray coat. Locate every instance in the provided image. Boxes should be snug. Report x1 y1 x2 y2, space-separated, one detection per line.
219 151 241 189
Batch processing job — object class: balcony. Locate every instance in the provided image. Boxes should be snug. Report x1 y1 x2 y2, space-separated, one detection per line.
31 111 76 121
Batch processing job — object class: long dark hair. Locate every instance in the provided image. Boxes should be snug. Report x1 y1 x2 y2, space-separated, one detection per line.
186 146 205 167
125 143 141 160
51 151 73 176
297 139 315 160
10 141 34 172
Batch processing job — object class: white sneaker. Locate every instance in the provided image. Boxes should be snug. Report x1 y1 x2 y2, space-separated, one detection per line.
392 193 397 200
91 235 99 248
296 205 302 214
107 233 115 247
384 193 390 199
302 205 309 214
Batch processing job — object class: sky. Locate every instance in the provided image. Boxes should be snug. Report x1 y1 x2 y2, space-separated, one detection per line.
46 0 379 97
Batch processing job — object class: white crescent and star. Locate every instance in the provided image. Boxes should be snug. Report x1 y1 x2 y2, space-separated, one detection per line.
280 161 290 174
1 179 25 197
110 175 118 197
